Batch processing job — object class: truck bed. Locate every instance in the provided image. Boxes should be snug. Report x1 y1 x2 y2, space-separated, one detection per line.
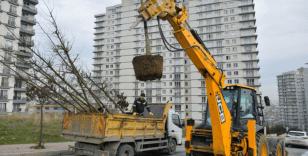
61 104 171 144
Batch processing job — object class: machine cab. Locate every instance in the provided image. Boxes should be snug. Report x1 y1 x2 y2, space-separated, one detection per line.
200 85 266 132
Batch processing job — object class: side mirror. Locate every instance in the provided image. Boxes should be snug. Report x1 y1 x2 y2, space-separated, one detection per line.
264 96 270 106
181 122 185 128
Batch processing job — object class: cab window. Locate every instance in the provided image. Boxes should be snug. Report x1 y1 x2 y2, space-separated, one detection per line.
172 114 180 126
240 89 254 118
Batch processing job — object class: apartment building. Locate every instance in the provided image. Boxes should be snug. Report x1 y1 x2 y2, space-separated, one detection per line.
93 0 260 123
277 67 308 131
0 0 38 114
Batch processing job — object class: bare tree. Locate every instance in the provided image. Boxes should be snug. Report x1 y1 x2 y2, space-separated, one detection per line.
0 3 128 115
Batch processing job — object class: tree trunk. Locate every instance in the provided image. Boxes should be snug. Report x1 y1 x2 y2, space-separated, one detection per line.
38 102 43 147
141 0 151 55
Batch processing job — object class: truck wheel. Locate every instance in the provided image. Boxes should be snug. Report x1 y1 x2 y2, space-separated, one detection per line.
167 139 177 155
116 144 134 156
256 133 269 156
267 138 282 156
273 140 283 156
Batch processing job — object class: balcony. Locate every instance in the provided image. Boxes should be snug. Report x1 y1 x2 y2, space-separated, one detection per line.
239 11 256 15
240 26 257 30
8 9 18 17
0 95 9 102
244 74 261 78
22 5 38 14
14 84 27 91
1 70 10 76
243 65 260 70
4 34 15 40
239 18 257 23
16 62 31 69
21 16 37 25
13 96 28 103
19 39 34 46
17 51 33 57
7 0 19 6
239 2 255 7
20 27 35 35
240 33 258 38
27 0 39 4
6 21 16 28
244 82 261 87
1 82 10 89
94 24 104 29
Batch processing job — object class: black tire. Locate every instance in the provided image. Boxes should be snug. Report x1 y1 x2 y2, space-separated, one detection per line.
256 133 269 156
116 144 134 156
273 140 283 156
167 139 177 155
267 138 283 156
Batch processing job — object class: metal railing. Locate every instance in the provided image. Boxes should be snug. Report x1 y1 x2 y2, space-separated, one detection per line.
0 95 8 100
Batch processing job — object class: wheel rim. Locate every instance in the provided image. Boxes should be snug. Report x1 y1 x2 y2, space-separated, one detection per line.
261 143 267 156
123 149 131 156
170 141 176 152
277 147 281 156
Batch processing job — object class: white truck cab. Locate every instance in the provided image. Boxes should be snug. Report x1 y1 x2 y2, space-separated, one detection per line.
167 109 183 145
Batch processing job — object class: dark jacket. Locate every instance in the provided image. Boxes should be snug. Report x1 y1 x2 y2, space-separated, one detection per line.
133 98 151 114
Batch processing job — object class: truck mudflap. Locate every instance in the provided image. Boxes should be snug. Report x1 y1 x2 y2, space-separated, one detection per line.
69 145 109 156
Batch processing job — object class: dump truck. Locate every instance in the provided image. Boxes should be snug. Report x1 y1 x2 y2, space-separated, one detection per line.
61 103 183 156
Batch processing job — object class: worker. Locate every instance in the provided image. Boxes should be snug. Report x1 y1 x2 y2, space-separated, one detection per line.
133 93 153 116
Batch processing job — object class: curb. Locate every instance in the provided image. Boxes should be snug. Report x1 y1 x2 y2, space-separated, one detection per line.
0 150 72 156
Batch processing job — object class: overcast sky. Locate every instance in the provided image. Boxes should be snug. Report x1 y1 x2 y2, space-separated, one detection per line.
34 0 308 104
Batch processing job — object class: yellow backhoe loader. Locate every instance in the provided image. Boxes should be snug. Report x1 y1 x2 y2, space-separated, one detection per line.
131 0 286 156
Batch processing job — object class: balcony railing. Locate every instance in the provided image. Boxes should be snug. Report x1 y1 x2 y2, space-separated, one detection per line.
1 82 9 87
21 16 37 25
22 5 38 14
13 96 27 101
0 95 8 100
20 27 35 35
7 0 19 5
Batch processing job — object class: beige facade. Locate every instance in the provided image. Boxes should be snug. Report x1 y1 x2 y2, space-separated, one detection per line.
93 0 260 123
0 0 38 114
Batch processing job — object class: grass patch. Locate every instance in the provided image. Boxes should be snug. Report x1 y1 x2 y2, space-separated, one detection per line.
0 113 72 145
182 127 186 138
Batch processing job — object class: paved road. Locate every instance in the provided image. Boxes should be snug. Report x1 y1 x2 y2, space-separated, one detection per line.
58 145 308 156
286 146 308 156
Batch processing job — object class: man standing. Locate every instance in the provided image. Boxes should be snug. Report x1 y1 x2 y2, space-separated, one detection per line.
133 93 153 116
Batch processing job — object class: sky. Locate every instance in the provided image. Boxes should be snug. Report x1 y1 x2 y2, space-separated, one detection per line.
34 0 308 104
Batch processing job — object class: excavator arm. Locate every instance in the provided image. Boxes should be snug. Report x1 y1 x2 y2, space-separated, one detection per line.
131 0 233 155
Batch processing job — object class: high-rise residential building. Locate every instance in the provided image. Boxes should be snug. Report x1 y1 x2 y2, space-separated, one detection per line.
93 0 260 123
277 67 308 131
0 0 38 114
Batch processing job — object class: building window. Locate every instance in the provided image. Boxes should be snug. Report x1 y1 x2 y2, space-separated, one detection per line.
185 89 188 93
234 79 239 84
231 17 235 21
185 82 188 86
234 63 238 67
227 80 232 84
8 16 15 26
227 64 231 68
202 97 207 103
232 39 237 44
226 56 231 60
227 72 232 76
201 81 205 87
233 55 238 60
234 71 239 75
